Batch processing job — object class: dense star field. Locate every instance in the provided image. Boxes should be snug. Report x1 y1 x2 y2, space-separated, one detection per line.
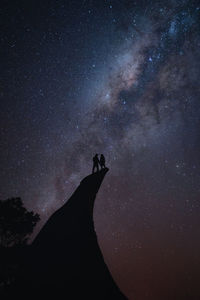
1 0 200 299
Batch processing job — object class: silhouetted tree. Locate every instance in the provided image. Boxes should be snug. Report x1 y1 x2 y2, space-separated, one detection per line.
0 197 40 247
0 198 40 293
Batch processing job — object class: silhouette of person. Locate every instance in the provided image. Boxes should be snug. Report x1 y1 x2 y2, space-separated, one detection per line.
92 154 100 173
99 154 106 169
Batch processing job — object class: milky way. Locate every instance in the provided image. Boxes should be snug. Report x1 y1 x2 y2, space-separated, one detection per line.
1 1 200 299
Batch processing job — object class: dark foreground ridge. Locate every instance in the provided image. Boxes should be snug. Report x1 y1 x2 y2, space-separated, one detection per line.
15 168 127 299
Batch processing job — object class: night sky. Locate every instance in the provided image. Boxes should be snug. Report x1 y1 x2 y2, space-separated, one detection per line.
1 0 200 299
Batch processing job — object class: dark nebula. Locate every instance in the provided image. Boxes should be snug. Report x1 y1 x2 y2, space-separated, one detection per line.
1 1 200 299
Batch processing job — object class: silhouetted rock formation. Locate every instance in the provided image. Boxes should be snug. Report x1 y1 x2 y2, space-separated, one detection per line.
20 168 127 299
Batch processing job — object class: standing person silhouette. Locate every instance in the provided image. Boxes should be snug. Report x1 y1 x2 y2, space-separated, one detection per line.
92 154 100 173
100 154 106 169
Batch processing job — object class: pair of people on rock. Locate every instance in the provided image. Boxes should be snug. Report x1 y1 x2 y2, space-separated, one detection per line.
92 154 106 173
